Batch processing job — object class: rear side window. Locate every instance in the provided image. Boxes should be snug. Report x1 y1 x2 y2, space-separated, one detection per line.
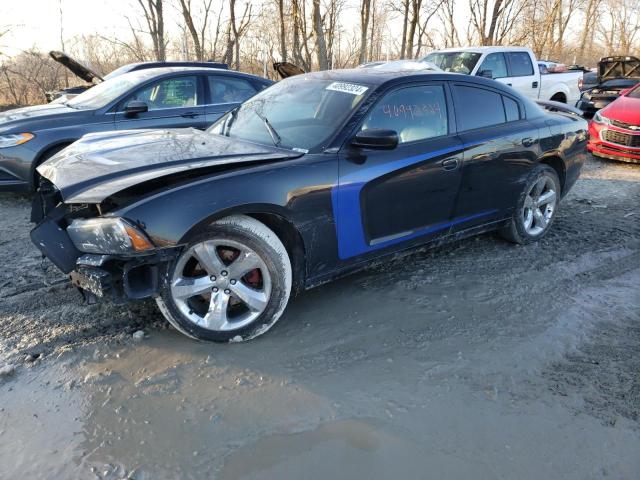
506 52 534 76
453 85 505 130
361 85 448 143
478 53 508 79
503 96 520 121
208 76 257 104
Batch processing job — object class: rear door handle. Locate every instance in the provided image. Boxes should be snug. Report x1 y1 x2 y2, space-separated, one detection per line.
181 112 200 118
506 83 512 87
522 137 535 147
442 158 460 171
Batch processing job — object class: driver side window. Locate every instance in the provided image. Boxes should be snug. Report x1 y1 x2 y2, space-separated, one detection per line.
125 76 198 111
361 85 448 144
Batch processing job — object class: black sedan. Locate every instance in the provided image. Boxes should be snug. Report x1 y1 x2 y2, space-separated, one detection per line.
31 69 588 342
0 67 272 192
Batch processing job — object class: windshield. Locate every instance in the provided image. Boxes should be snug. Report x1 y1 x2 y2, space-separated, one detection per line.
627 84 640 98
103 64 134 81
209 77 370 151
423 52 481 74
66 70 156 109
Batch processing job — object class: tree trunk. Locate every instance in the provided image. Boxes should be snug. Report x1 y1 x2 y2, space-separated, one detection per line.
358 0 372 64
312 0 329 70
277 0 288 62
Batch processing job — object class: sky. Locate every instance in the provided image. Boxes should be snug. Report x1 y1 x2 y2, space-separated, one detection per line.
1 0 135 56
0 0 367 59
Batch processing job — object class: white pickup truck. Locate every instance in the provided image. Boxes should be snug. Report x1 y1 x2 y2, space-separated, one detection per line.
423 46 582 106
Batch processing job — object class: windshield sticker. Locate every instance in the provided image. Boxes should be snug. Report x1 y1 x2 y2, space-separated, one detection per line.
292 147 309 153
326 82 369 96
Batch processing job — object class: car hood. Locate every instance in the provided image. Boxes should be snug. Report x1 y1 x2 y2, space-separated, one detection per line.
0 103 81 130
37 128 302 203
49 51 104 84
601 94 640 126
598 56 640 83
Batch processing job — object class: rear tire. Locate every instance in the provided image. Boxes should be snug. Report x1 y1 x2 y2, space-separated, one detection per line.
500 164 561 244
156 215 292 342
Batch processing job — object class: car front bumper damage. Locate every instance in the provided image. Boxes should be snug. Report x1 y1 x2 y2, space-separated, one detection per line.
31 215 178 304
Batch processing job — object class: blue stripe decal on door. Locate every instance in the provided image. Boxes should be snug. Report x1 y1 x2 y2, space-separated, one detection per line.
332 143 497 260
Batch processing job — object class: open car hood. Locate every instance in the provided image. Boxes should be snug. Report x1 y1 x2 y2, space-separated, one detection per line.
598 56 640 83
273 62 305 79
37 128 302 203
49 51 104 84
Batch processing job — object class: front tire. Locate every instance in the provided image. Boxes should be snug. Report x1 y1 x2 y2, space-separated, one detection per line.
156 215 292 342
500 164 560 244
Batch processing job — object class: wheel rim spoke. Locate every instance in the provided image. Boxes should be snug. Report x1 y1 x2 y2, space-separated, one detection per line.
534 178 546 196
172 276 213 299
230 282 268 312
228 250 261 278
203 291 231 330
533 208 548 228
537 189 556 207
193 242 225 275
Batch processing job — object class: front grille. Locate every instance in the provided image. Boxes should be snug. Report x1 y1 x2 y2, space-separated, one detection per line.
603 129 640 147
611 119 640 130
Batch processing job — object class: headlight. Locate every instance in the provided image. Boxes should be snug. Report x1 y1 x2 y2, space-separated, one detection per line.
593 111 611 125
67 217 154 254
0 133 34 148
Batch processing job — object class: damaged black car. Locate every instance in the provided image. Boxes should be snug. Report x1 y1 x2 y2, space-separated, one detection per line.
31 69 588 342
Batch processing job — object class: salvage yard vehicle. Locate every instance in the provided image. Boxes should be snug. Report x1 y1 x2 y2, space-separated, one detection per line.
31 69 588 342
587 82 640 163
424 46 582 105
47 50 228 102
0 67 272 192
577 56 640 117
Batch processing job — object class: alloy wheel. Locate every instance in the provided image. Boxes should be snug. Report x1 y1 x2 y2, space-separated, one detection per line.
522 175 557 236
170 239 272 332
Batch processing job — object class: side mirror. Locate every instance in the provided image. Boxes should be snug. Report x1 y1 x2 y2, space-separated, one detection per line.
478 69 493 79
351 129 398 150
123 100 148 116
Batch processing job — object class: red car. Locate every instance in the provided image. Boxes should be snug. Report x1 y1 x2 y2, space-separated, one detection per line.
588 83 640 163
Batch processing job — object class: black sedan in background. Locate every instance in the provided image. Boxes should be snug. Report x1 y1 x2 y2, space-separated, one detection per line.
577 56 640 116
0 67 272 192
32 69 588 343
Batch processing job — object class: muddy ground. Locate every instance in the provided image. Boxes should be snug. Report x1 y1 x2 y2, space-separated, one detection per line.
1 155 639 479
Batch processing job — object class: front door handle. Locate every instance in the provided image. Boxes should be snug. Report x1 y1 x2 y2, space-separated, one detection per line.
506 83 512 87
442 158 460 171
181 112 200 118
522 137 536 147
532 81 539 88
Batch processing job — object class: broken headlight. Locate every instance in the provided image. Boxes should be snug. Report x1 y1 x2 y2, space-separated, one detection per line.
67 217 154 254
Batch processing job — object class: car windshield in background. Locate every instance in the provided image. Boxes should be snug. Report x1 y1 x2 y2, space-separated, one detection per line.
66 70 156 110
423 52 481 74
210 77 370 151
628 85 640 98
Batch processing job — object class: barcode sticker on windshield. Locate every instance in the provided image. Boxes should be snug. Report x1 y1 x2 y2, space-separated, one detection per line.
326 82 369 95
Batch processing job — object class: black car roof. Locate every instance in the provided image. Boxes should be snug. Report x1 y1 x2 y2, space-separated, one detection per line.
299 68 516 92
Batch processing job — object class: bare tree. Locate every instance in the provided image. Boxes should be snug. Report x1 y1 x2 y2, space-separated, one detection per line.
136 0 166 61
178 0 214 61
358 0 372 63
